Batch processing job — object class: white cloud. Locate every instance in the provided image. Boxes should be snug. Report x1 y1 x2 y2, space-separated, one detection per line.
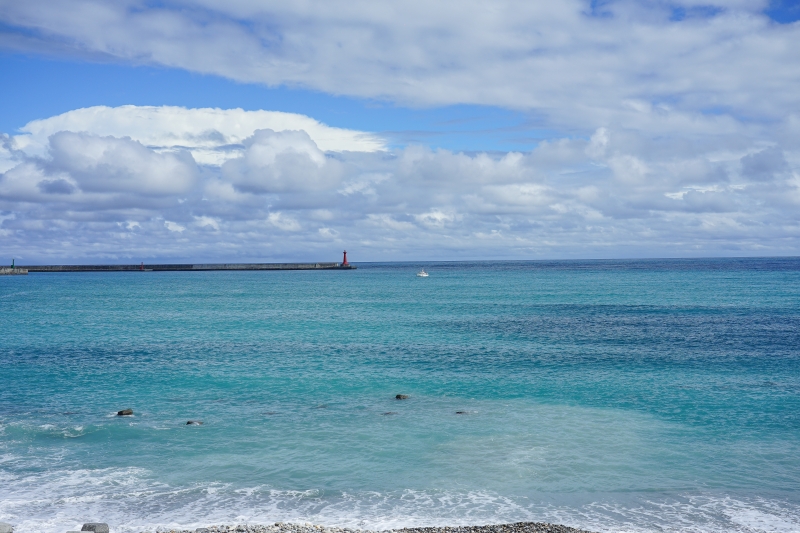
414 209 458 228
586 128 610 161
0 134 20 173
338 173 390 196
1 1 798 133
608 154 650 184
222 129 340 194
164 220 186 232
318 227 338 238
14 106 385 165
266 212 301 231
4 104 799 261
366 214 416 232
194 216 220 230
0 162 48 202
48 132 198 195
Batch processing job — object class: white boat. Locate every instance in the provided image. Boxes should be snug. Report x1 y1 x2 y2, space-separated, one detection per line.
416 268 429 277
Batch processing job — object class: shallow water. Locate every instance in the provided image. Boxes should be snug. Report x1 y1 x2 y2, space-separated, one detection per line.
1 259 799 533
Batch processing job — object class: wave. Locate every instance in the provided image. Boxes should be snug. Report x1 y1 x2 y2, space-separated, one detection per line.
1 466 798 533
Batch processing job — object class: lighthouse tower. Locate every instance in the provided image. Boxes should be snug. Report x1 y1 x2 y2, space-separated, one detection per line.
342 250 349 266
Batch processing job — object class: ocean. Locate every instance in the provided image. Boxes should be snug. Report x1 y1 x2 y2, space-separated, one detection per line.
1 259 799 533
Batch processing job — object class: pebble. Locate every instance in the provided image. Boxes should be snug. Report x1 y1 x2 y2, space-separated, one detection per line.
141 521 596 533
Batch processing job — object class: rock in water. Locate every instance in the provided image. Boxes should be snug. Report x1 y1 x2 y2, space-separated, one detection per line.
195 529 210 533
0 522 14 533
186 420 203 425
81 524 109 533
117 409 133 416
395 394 409 399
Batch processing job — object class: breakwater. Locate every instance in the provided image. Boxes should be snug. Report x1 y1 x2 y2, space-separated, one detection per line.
0 267 28 275
20 262 355 272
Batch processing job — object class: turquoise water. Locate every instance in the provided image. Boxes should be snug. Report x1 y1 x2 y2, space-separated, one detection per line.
1 259 799 533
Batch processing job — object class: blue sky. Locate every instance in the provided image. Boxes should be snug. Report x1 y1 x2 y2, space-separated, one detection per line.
1 0 800 262
0 54 553 153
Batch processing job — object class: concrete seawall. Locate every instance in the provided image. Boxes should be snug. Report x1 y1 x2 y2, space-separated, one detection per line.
20 263 355 272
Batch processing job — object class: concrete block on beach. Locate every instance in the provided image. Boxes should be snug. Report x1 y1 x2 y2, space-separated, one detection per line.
0 521 14 533
81 523 109 533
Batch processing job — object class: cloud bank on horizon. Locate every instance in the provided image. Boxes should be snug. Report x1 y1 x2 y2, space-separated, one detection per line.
1 0 799 261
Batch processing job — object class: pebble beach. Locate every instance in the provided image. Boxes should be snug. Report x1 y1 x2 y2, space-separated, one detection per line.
149 523 595 533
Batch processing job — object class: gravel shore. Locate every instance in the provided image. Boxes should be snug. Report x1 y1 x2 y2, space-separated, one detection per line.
150 522 596 533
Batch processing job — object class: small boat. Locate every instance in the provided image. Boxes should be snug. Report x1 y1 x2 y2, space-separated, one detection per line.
416 268 429 277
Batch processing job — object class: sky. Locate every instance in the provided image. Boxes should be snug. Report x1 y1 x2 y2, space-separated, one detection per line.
1 0 800 263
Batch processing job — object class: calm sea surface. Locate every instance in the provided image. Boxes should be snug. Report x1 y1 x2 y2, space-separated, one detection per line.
1 259 799 533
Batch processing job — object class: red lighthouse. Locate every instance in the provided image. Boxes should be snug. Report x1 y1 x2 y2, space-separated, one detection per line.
342 250 349 266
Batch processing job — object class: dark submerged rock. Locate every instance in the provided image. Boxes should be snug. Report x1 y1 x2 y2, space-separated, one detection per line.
81 524 109 533
395 394 409 400
382 412 398 415
456 411 467 414
117 409 133 416
186 420 203 425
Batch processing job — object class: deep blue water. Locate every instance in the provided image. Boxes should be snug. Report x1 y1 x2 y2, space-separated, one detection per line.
1 259 799 533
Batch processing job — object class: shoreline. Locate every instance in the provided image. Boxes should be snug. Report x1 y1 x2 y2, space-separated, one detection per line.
124 522 596 533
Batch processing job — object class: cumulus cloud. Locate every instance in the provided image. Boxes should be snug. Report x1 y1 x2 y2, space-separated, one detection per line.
0 129 199 215
222 129 340 194
3 103 799 261
48 132 198 195
14 106 385 165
